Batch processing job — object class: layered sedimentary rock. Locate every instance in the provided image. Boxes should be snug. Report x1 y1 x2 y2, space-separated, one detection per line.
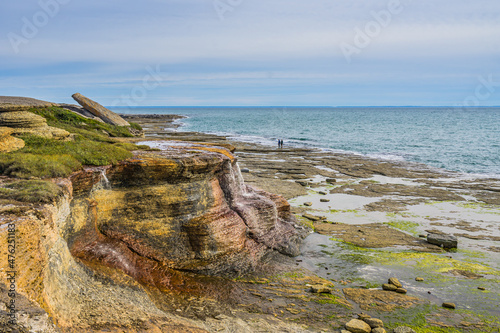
0 143 305 331
0 98 71 140
0 126 24 152
72 93 130 127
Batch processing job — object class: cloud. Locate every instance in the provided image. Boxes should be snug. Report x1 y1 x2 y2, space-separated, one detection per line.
1 0 499 105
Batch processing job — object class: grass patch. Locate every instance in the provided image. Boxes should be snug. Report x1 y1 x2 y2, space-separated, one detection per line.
0 180 63 204
30 106 139 139
0 107 148 179
0 135 133 179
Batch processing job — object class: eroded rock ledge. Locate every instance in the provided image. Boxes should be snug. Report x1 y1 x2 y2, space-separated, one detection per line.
0 143 307 331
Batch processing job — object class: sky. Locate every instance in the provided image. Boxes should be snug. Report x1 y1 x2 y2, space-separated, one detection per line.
1 0 499 107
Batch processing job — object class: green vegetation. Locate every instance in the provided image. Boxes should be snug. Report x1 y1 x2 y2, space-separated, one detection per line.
385 220 420 235
0 107 147 180
0 180 63 204
30 106 141 138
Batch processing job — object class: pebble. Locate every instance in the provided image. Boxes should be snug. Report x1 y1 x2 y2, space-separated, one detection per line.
304 202 313 206
442 302 456 309
388 277 403 288
320 198 330 202
415 277 424 282
319 191 328 195
478 287 486 291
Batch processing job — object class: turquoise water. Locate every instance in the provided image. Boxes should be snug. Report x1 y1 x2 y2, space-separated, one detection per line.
111 107 500 177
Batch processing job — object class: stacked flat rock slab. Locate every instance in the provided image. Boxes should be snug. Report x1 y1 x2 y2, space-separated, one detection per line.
0 96 70 140
0 127 25 152
72 93 130 126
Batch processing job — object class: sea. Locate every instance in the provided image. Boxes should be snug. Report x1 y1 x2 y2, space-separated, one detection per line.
110 107 500 178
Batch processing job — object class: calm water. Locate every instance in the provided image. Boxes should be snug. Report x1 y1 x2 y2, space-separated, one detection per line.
111 107 500 177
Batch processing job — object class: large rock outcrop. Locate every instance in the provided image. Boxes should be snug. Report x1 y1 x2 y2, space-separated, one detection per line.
72 93 130 127
0 143 306 332
0 97 71 140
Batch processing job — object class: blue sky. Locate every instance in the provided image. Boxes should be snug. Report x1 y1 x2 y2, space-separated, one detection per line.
1 0 499 106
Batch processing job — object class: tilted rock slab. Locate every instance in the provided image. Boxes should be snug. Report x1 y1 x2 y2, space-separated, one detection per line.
72 93 130 126
427 233 458 249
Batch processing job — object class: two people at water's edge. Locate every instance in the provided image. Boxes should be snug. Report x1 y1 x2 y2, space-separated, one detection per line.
277 139 284 148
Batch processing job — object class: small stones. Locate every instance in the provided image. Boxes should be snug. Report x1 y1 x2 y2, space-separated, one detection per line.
395 288 407 294
303 202 313 206
345 319 371 333
319 191 328 195
415 277 424 282
477 287 486 291
326 178 336 184
442 302 456 309
240 168 250 173
382 283 398 291
388 277 402 288
320 198 330 202
364 317 384 328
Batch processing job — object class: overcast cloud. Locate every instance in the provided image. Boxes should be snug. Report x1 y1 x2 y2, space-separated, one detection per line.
1 0 499 106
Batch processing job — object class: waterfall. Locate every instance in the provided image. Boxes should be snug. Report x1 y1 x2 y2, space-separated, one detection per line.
91 168 111 193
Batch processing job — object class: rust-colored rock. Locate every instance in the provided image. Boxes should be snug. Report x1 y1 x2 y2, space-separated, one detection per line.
72 93 129 126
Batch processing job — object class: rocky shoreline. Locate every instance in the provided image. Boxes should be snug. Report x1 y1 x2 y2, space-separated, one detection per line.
126 113 500 332
0 101 499 332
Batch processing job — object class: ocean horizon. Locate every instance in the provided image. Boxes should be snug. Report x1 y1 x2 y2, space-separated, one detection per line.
110 106 500 178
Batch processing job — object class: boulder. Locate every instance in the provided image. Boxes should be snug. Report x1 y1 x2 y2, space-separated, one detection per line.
372 328 386 333
0 127 24 152
0 111 47 128
382 283 398 291
72 93 130 127
427 233 458 249
345 319 371 333
12 126 71 140
388 277 402 288
302 213 321 221
395 288 407 294
310 284 333 294
442 302 456 309
364 317 384 328
320 198 330 202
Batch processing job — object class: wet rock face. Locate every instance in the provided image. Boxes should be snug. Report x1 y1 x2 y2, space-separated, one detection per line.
70 147 305 277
